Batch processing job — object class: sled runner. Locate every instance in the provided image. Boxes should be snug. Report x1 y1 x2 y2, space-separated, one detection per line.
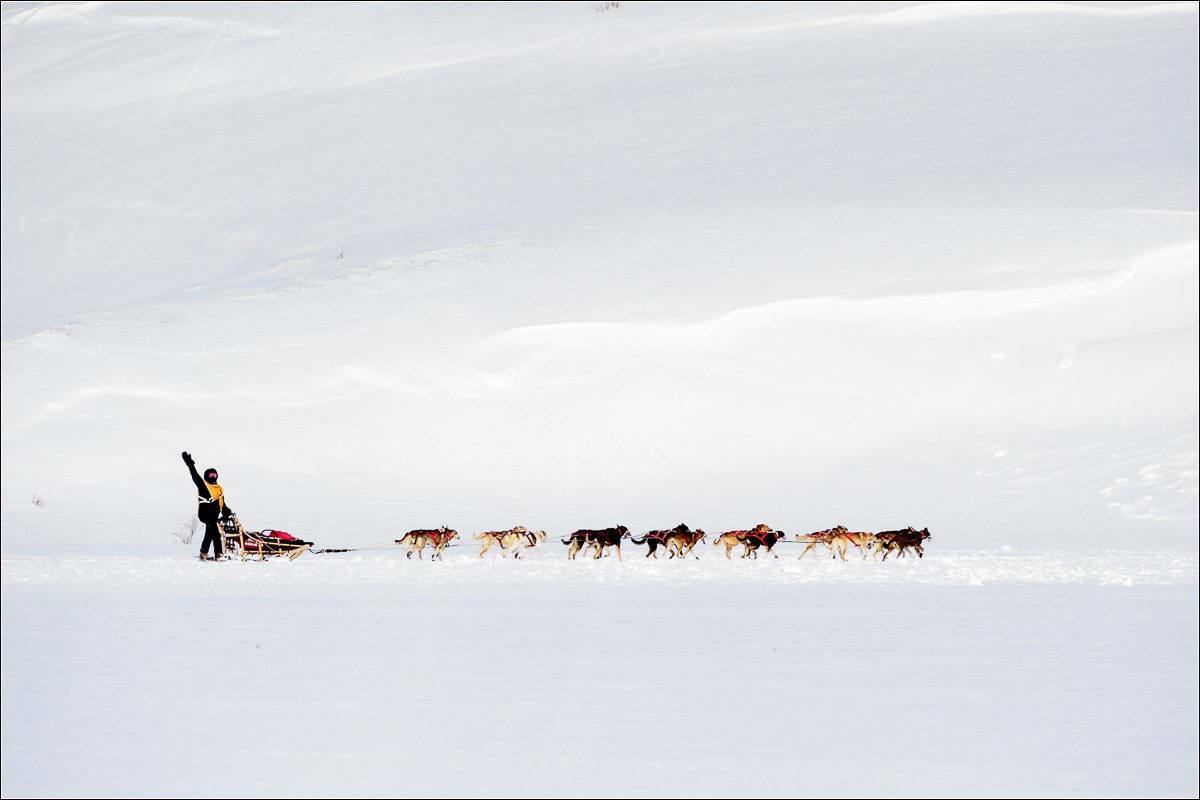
220 516 312 560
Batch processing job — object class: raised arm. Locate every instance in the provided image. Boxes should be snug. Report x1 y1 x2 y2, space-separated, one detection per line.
181 451 211 499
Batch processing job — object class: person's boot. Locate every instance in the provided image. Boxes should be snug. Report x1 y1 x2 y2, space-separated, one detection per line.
199 553 210 561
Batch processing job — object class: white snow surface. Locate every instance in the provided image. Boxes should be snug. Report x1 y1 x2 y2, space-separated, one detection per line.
2 549 1198 797
3 546 1198 588
2 2 1199 797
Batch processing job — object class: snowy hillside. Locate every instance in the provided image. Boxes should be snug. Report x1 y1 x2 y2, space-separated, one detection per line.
2 0 1197 552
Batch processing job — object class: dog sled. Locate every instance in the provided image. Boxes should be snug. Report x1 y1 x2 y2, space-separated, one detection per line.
220 516 313 560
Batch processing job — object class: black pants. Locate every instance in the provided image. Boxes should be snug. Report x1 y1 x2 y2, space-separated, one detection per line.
200 520 223 558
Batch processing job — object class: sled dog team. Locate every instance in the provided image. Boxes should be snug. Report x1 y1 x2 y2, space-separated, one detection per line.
182 452 930 564
395 523 932 561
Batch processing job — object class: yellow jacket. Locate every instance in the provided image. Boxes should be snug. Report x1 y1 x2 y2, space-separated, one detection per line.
205 482 225 512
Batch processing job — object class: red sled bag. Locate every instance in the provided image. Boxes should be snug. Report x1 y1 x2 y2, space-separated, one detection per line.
248 529 314 552
260 529 301 542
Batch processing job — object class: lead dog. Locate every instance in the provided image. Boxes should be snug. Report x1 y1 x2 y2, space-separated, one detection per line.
874 527 931 560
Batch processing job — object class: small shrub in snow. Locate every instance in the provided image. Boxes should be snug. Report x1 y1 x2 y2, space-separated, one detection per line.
171 518 199 545
31 493 46 508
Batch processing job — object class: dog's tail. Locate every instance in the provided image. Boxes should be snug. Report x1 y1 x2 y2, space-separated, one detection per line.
561 536 573 545
630 534 648 544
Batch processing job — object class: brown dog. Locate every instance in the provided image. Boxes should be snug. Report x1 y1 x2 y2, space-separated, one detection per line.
396 526 458 560
836 530 877 560
665 527 707 559
795 526 844 560
796 526 881 560
713 524 780 559
874 527 931 560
